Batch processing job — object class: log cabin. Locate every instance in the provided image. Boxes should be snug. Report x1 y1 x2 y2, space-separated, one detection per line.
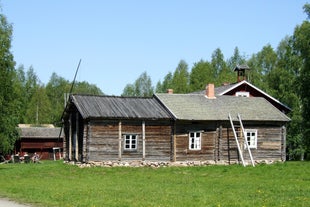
62 95 173 162
63 86 290 164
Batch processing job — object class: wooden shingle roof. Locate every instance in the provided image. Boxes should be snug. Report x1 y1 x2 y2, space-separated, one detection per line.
70 94 172 120
155 93 290 122
19 127 63 139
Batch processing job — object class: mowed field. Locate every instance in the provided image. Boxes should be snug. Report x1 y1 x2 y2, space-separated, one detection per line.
0 161 309 207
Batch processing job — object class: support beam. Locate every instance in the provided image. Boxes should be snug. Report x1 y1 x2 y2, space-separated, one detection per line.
142 121 145 161
118 121 122 161
173 121 176 162
75 112 79 161
68 114 72 160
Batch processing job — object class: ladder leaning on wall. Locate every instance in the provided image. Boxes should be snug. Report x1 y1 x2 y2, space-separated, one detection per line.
228 113 255 167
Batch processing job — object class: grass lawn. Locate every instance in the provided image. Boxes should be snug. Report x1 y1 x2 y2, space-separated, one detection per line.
0 161 309 207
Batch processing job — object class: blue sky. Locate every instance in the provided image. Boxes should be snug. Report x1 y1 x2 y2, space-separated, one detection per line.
1 0 307 95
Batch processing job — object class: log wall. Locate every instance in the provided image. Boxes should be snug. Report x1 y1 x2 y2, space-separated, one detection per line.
174 122 217 161
87 120 172 162
219 126 286 163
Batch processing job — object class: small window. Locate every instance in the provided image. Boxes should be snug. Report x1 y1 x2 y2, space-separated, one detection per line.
124 134 137 150
244 129 257 149
236 91 250 97
189 131 201 150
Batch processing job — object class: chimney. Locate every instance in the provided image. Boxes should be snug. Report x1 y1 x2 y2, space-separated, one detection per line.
167 89 173 94
206 83 216 99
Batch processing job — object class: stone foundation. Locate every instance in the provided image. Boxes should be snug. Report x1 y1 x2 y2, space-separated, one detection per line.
65 159 282 168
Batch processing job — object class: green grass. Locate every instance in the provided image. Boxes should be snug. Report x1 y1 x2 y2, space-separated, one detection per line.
0 161 309 207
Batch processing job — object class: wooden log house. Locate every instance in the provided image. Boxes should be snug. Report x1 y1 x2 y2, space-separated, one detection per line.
63 87 290 164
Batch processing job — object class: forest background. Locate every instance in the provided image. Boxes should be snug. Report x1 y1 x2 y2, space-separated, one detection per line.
1 4 310 160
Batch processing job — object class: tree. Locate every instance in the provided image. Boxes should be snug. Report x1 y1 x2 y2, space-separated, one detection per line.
211 48 226 84
227 47 247 70
293 3 310 159
155 72 173 93
189 60 213 91
14 65 27 123
247 45 277 91
46 73 70 126
25 86 52 124
122 84 136 96
74 81 103 95
0 13 20 153
122 71 153 97
171 60 190 93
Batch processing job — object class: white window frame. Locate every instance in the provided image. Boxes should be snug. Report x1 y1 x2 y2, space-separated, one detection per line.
236 91 250 97
244 129 257 149
189 131 201 150
124 134 138 150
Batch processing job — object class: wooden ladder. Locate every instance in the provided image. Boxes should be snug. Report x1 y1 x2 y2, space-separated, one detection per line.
228 113 255 167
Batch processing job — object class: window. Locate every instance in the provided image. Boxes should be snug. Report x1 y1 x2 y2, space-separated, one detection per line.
236 91 250 97
244 129 257 149
189 132 201 150
124 134 137 150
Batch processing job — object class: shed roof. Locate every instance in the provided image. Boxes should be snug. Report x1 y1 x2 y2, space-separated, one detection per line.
155 93 290 122
19 127 63 139
70 94 172 120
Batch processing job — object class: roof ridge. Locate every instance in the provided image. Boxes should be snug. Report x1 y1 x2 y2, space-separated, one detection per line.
72 94 153 99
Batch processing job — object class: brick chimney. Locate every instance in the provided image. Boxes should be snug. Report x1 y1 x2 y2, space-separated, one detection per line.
167 89 173 94
206 83 216 99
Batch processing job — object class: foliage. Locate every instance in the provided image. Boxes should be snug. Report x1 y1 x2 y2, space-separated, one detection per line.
189 60 213 91
293 4 310 158
25 86 52 124
122 71 153 97
171 60 190 93
45 73 103 125
0 13 19 154
0 161 309 207
155 72 173 93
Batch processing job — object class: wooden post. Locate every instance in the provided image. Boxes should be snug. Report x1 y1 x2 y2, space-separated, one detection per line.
142 121 145 161
173 121 176 162
75 113 79 161
69 114 72 160
118 121 122 161
86 122 91 162
218 125 222 162
281 126 286 161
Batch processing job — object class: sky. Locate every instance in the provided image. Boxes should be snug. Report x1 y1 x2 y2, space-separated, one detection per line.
1 0 308 96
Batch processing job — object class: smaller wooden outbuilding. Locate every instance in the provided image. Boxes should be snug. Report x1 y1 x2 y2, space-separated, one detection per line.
16 125 63 160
